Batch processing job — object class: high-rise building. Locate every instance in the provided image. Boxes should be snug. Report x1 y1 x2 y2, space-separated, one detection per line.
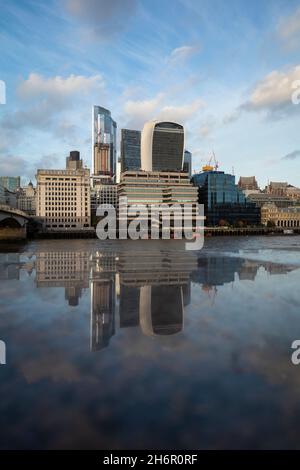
92 106 117 179
141 121 184 172
183 150 192 177
0 176 20 192
36 151 91 231
120 129 141 173
192 170 260 226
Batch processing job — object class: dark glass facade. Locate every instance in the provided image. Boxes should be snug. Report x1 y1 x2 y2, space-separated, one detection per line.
152 122 184 172
192 171 260 226
120 129 141 172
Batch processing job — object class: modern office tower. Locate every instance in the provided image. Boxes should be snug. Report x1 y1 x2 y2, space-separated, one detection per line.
261 203 300 228
0 176 20 192
183 150 192 177
35 249 90 306
36 152 91 231
17 181 36 215
141 121 184 172
66 150 83 170
120 129 141 173
92 105 117 179
192 170 260 226
118 170 199 238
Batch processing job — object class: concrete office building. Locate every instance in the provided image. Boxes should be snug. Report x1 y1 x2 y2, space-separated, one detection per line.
36 151 91 231
92 106 117 180
120 129 141 173
141 121 184 172
118 170 199 237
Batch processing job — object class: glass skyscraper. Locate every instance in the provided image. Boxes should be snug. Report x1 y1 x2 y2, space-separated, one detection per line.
92 106 117 179
120 129 141 173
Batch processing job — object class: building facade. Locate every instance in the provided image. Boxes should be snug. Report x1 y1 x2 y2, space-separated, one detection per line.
192 170 260 226
92 105 117 179
120 129 141 173
118 170 199 237
247 192 291 208
17 181 36 215
0 176 20 192
141 121 184 172
238 176 259 191
183 150 192 177
0 183 5 204
36 153 91 231
261 203 300 228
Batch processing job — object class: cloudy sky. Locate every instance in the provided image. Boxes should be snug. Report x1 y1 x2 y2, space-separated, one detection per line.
0 0 300 187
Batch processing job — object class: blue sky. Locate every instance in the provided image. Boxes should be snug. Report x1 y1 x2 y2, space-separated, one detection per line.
0 0 300 187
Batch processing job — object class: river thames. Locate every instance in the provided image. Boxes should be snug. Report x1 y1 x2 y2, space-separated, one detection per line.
0 236 300 449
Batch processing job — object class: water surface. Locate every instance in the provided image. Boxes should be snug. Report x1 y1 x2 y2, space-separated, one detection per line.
0 236 300 449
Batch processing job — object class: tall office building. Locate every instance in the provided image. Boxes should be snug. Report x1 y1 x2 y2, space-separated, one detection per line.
92 106 117 179
141 121 184 172
0 176 20 192
36 151 91 231
183 150 192 177
120 129 141 173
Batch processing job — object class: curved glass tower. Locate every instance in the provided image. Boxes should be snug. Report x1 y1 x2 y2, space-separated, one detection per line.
141 120 184 172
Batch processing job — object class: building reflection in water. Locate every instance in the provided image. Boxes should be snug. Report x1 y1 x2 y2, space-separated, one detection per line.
35 249 90 306
27 241 300 352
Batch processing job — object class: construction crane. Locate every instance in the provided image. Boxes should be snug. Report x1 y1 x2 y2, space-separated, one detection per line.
202 151 219 172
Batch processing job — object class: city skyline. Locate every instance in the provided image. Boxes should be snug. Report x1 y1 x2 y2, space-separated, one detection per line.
0 0 300 187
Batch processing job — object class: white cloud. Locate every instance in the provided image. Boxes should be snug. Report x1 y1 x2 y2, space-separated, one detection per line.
156 99 205 123
17 73 104 102
167 45 200 64
123 94 204 129
240 65 300 118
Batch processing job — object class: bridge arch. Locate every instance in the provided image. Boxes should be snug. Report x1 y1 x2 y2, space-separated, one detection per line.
0 217 22 228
